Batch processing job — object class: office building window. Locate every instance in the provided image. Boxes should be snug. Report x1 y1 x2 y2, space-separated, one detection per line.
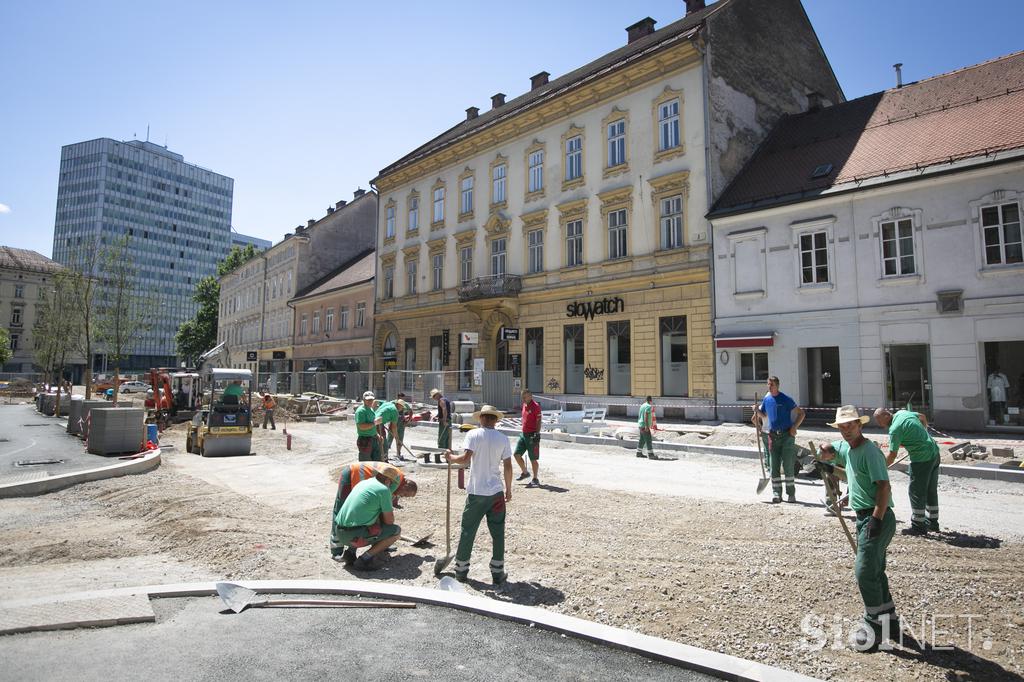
661 195 683 250
608 209 627 260
460 176 474 215
407 259 417 295
528 229 544 274
658 99 680 151
433 187 445 224
433 253 444 290
385 205 396 239
566 219 583 267
383 266 394 299
492 164 506 204
408 196 419 232
528 150 544 193
607 120 626 167
460 246 474 284
565 135 582 181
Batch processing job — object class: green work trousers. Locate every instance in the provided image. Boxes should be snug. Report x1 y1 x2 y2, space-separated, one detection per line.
909 457 940 531
454 492 506 579
855 508 897 636
636 427 654 455
438 423 452 450
357 435 382 462
768 431 797 498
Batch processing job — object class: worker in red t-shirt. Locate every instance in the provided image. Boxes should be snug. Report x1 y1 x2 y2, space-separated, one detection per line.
513 389 543 488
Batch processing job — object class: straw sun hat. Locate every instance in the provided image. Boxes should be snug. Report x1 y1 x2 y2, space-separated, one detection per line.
827 405 870 428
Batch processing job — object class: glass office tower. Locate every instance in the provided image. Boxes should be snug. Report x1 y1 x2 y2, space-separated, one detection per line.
52 138 234 371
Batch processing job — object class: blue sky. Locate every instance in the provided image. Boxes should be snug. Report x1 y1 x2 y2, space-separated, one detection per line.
1 0 1022 258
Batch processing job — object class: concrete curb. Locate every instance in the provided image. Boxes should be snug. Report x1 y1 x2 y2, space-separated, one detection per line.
498 428 1024 483
0 580 821 682
0 448 161 498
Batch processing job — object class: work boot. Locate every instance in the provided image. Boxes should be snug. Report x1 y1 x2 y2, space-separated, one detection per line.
636 452 647 458
341 548 357 566
901 526 927 537
353 553 380 572
516 471 531 481
929 521 940 533
454 569 469 583
527 478 540 488
434 453 443 464
852 625 881 654
771 496 782 504
491 571 507 587
648 452 659 461
786 493 797 504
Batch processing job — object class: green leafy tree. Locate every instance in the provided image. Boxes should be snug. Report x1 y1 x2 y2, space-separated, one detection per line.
95 236 156 404
63 239 101 398
175 275 220 366
0 328 11 367
32 270 80 413
218 243 259 277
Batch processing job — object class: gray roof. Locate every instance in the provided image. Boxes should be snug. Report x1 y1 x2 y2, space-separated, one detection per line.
0 246 63 274
373 1 728 182
291 250 375 301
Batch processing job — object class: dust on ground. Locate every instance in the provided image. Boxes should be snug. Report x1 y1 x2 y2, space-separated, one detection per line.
1 416 1022 681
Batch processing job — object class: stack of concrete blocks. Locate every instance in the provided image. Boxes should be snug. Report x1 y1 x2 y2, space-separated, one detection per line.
80 400 115 440
87 407 145 456
66 396 85 434
451 400 476 425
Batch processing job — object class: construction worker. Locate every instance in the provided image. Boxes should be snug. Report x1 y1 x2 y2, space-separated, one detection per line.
636 396 658 460
374 398 402 462
513 389 542 487
261 392 276 429
818 405 897 653
873 408 940 534
355 391 382 462
445 405 513 585
431 388 453 450
755 376 805 503
330 462 416 561
394 392 414 457
334 468 405 572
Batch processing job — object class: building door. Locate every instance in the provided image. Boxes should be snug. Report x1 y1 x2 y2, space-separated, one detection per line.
660 316 688 397
459 343 473 390
495 338 509 371
564 325 584 394
984 340 1024 426
804 347 842 407
404 338 416 391
607 320 631 396
430 335 443 371
526 327 543 393
885 344 931 412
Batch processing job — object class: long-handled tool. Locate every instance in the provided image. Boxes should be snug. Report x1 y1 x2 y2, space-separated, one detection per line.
434 458 455 576
810 440 857 554
215 582 415 613
755 426 769 494
401 531 435 548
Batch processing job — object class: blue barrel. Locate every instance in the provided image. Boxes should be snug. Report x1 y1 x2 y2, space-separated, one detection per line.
146 423 159 446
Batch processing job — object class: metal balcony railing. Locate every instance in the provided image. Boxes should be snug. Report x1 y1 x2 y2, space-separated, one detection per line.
457 275 522 302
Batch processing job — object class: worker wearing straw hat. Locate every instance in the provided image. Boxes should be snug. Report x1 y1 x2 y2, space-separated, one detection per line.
431 388 453 450
817 405 897 653
445 404 513 586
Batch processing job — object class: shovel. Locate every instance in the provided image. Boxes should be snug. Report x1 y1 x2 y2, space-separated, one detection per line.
215 582 415 613
755 427 770 494
434 458 455 576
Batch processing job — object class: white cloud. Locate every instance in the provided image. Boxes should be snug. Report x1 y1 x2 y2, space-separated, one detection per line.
0 203 11 214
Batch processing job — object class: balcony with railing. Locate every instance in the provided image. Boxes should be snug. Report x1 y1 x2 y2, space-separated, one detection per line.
457 275 522 302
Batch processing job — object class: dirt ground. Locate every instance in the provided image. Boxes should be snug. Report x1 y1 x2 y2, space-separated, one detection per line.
1 414 1022 681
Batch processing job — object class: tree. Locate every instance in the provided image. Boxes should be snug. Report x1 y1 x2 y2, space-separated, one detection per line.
32 270 80 414
63 239 101 398
218 243 259 277
0 328 11 367
95 236 156 404
175 275 220 366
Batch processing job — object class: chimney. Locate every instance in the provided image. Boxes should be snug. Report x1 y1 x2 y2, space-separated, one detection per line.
530 71 550 90
685 0 706 14
491 93 506 109
307 219 316 228
466 106 479 121
354 188 366 199
283 233 292 240
806 91 824 113
626 17 657 44
326 207 334 214
335 200 347 210
893 63 904 88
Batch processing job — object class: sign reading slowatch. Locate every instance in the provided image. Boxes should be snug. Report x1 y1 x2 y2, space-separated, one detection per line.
566 296 625 321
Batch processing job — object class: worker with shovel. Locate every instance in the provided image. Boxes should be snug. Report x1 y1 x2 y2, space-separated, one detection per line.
444 405 513 586
431 388 453 450
817 405 897 653
334 465 406 571
355 391 382 462
330 462 416 561
873 408 940 535
755 376 805 503
375 398 404 462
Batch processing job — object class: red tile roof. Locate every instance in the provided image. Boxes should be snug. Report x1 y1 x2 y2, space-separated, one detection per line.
713 50 1024 214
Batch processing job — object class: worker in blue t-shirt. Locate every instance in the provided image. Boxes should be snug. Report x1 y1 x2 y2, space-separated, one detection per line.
754 376 806 503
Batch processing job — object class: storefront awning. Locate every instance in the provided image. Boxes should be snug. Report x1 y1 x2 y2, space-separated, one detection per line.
715 334 775 349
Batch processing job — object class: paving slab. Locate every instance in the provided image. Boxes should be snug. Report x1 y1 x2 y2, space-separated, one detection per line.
0 594 154 635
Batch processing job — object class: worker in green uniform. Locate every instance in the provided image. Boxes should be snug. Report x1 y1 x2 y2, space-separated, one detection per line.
636 396 658 460
334 469 402 571
431 388 452 450
355 391 382 462
817 405 897 653
374 398 402 463
393 393 414 460
873 408 940 534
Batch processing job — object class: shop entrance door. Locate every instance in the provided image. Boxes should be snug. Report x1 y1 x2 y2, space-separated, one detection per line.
459 344 473 390
495 338 509 371
660 316 688 397
607 320 632 396
804 347 842 407
984 341 1024 426
564 325 584 394
526 327 543 393
885 344 931 412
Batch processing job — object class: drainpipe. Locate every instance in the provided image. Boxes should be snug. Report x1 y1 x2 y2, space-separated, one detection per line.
698 34 719 422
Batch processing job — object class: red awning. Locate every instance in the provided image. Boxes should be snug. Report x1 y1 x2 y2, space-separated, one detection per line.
715 334 774 349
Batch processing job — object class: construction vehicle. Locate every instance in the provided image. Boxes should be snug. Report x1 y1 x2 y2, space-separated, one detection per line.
185 343 254 457
144 368 200 429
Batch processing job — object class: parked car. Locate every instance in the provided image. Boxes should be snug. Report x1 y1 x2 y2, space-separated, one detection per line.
118 380 151 394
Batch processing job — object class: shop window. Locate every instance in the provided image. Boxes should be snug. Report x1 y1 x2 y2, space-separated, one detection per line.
984 341 1023 426
430 335 443 371
526 327 544 392
404 338 417 390
739 351 769 381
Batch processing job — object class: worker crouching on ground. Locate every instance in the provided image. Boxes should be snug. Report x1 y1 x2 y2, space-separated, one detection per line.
873 407 940 534
333 463 416 571
818 405 897 653
330 461 416 560
445 405 512 586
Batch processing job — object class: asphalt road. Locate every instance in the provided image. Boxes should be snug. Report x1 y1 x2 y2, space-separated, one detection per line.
0 403 113 485
0 596 721 682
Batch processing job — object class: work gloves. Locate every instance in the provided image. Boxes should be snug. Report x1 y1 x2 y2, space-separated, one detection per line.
867 516 882 539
